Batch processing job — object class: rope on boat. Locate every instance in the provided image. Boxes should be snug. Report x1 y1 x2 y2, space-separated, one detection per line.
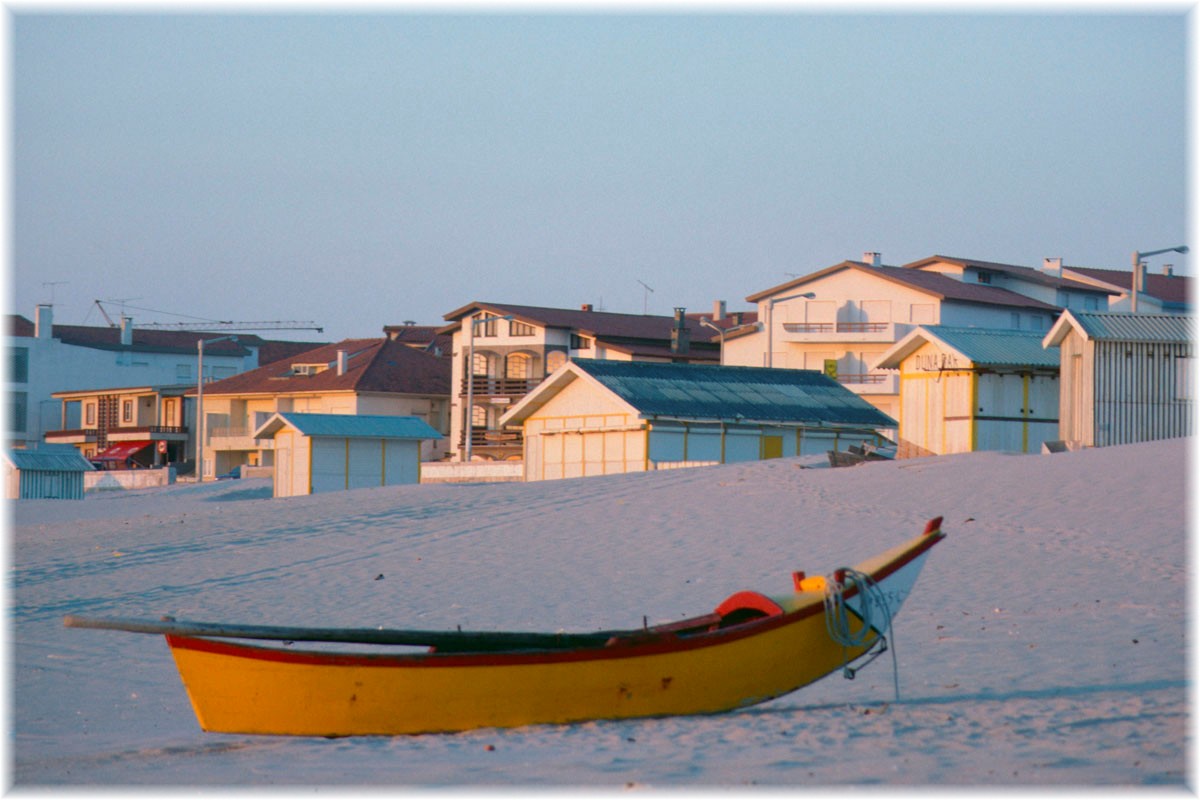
822 568 901 701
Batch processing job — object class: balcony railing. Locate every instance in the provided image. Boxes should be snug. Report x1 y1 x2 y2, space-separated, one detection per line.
461 428 523 449
461 376 542 397
109 425 188 436
44 428 99 442
782 321 889 334
45 425 188 442
836 373 887 384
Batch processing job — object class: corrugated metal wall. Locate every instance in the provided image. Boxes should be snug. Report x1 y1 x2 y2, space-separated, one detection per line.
1092 340 1192 446
17 470 86 500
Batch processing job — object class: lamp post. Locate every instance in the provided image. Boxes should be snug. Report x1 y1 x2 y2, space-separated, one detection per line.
766 292 816 368
464 314 513 462
1131 245 1187 312
699 317 726 365
196 334 238 481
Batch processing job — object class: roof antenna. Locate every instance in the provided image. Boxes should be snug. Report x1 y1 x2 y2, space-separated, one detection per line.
637 280 655 314
41 281 67 305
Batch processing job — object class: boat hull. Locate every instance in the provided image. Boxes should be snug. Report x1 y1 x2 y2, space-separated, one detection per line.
165 528 943 736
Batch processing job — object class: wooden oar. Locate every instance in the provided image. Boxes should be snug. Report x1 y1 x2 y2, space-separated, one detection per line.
63 614 629 652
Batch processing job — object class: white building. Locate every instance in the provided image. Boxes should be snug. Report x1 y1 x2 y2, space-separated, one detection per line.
6 305 266 450
725 253 1077 426
439 302 719 461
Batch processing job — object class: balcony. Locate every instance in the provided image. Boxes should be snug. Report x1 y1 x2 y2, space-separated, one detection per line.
44 425 189 445
837 372 899 395
780 321 897 343
461 427 523 460
209 426 274 452
107 425 189 442
44 428 99 445
460 376 542 398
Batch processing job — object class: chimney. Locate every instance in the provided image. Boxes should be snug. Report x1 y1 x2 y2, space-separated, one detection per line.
1043 257 1063 276
581 303 593 312
119 315 134 346
1163 264 1174 277
34 304 53 340
863 251 881 266
712 300 726 321
336 349 347 376
671 307 690 354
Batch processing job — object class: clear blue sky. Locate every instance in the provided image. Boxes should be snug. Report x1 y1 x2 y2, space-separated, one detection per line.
11 11 1189 341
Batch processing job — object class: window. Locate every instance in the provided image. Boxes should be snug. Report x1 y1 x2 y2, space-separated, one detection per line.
1085 296 1100 311
476 314 498 337
164 398 178 426
509 320 535 337
546 351 567 373
9 391 26 433
977 271 993 284
10 347 28 383
570 334 591 350
176 363 193 381
1010 313 1021 330
85 403 96 426
506 353 531 379
122 399 134 423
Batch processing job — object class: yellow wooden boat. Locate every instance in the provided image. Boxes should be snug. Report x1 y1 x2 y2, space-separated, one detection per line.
64 517 945 737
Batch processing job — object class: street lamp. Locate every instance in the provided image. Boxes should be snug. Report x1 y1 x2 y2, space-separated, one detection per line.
699 317 726 365
766 292 816 368
196 334 238 481
464 314 513 462
1131 246 1187 312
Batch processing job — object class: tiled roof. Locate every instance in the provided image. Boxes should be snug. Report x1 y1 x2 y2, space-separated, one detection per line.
257 412 442 440
569 359 895 428
746 260 1061 311
42 324 258 356
5 315 333 361
596 340 719 362
1064 266 1191 305
195 338 450 397
257 338 332 366
1047 311 1193 345
905 255 1107 293
7 315 33 336
442 302 723 344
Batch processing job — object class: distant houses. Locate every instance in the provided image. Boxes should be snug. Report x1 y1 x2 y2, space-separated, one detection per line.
8 250 1195 496
189 338 451 480
439 302 720 462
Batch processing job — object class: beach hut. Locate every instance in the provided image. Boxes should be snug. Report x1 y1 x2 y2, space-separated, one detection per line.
1042 311 1193 447
875 326 1060 456
498 359 895 481
3 447 94 500
253 412 443 498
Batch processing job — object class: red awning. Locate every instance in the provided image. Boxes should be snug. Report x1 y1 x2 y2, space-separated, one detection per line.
93 441 153 461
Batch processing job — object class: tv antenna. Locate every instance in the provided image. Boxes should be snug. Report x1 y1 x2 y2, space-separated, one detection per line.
636 280 655 314
41 281 68 305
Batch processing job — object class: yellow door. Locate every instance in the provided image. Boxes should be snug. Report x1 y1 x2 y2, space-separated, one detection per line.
761 435 783 459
